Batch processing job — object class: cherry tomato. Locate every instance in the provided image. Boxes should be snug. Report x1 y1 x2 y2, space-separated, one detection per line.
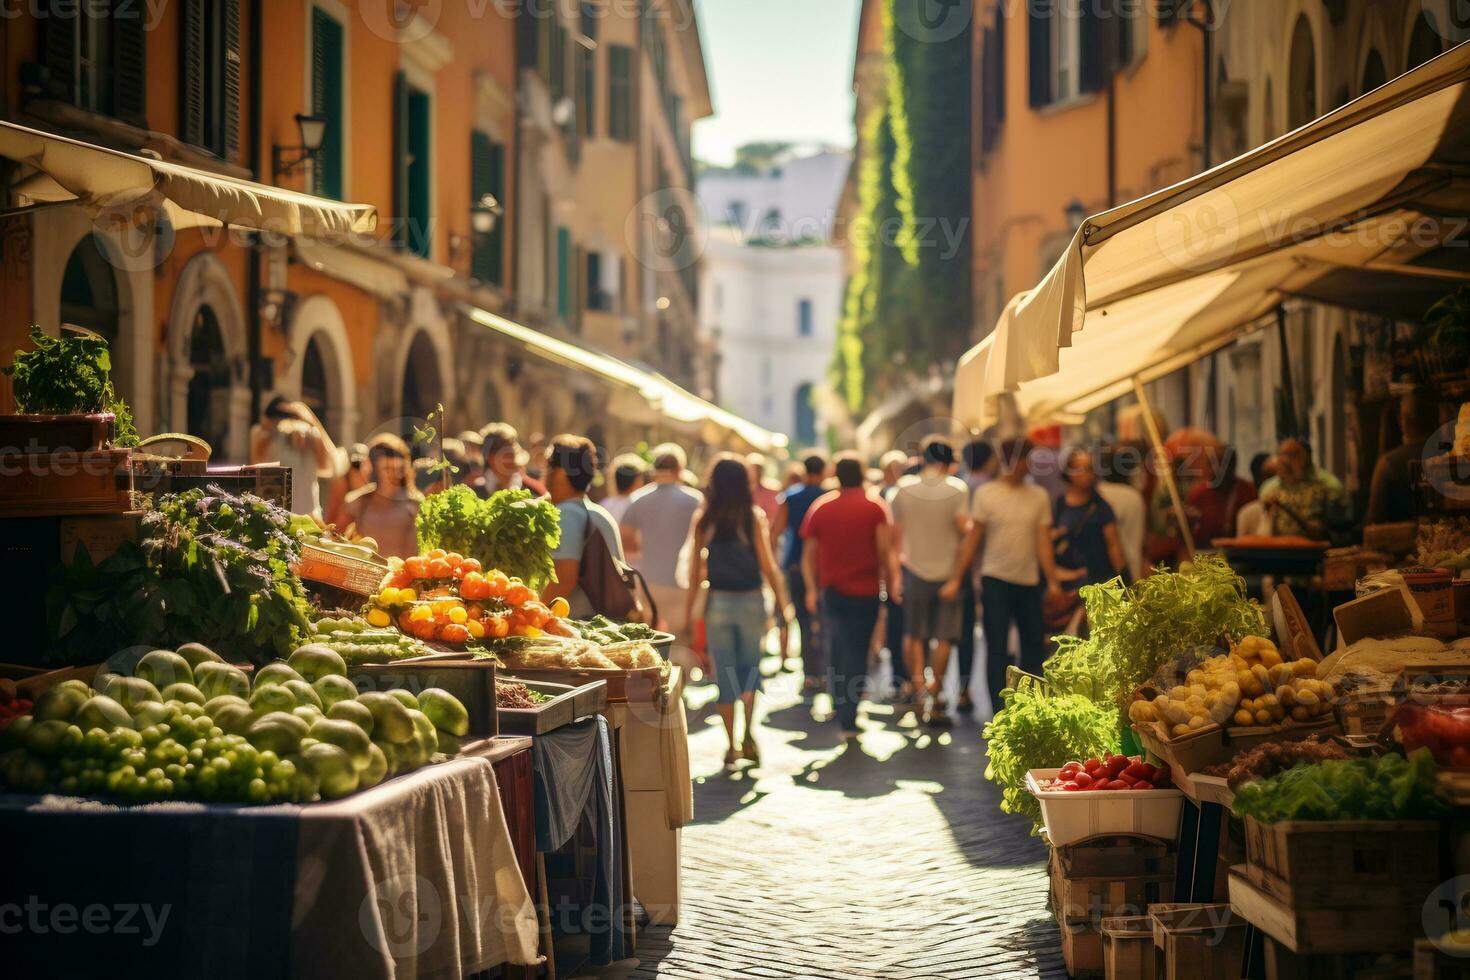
1072 772 1093 788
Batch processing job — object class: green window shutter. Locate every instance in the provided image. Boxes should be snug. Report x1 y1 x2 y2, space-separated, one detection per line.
180 0 206 147
581 42 596 136
222 0 242 162
550 22 566 100
470 131 505 286
112 1 148 127
392 71 410 247
42 1 76 102
608 45 632 142
556 227 571 322
312 9 345 199
406 87 432 257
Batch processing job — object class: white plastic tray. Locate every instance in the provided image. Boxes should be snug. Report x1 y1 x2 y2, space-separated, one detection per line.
1026 768 1184 847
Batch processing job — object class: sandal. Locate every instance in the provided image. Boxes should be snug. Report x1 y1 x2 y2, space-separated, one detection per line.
742 736 760 764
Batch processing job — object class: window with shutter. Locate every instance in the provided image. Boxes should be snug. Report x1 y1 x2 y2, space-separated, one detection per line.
580 40 596 137
404 84 433 258
556 228 572 323
608 45 633 142
1027 1 1050 107
550 21 566 101
587 252 611 311
181 0 242 160
470 131 505 286
311 8 346 199
41 3 77 102
979 13 1006 158
111 1 147 127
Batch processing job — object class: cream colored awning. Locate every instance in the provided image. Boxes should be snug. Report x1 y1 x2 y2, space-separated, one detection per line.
0 119 376 237
460 304 788 453
954 41 1470 429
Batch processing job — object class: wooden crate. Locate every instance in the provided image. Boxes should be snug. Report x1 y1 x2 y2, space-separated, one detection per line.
0 448 133 516
1243 817 1441 906
351 660 498 737
0 413 115 453
1150 903 1246 980
293 541 389 596
1264 937 1414 980
1058 834 1177 880
1229 868 1421 955
1102 915 1155 980
1061 918 1105 977
496 677 608 736
1414 938 1470 979
1050 848 1172 921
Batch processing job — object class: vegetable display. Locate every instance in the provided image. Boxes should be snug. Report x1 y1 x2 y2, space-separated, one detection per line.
0 679 33 731
1201 740 1351 789
307 616 432 665
571 617 662 646
368 549 576 645
46 486 314 667
1069 556 1267 711
1394 702 1470 768
4 325 138 446
983 684 1120 835
0 642 469 803
1231 748 1446 823
415 487 561 592
1047 755 1172 792
496 682 550 709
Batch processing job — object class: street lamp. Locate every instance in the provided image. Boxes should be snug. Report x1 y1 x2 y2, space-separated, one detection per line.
471 194 503 235
272 114 330 180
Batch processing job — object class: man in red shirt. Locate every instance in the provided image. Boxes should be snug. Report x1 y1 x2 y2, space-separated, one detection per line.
800 453 891 736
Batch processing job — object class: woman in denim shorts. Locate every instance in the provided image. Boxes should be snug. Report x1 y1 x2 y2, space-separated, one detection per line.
684 456 791 768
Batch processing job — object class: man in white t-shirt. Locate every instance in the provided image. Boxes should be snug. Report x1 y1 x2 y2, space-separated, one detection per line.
942 438 1065 715
889 436 970 723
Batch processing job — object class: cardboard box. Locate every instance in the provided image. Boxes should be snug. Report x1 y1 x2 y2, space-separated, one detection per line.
625 788 682 926
1333 588 1417 647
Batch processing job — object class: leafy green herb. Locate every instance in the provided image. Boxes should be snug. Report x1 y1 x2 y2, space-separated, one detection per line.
1080 555 1265 710
416 486 561 590
1232 748 1446 823
1423 286 1470 356
4 326 138 445
983 685 1121 835
46 486 312 666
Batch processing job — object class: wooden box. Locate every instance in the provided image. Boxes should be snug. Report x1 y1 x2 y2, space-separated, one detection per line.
1150 903 1246 980
1061 919 1105 977
1414 938 1470 979
1230 868 1421 955
1050 848 1172 921
1244 817 1441 906
1058 834 1177 880
1102 915 1156 980
1264 937 1414 980
495 677 608 736
350 660 498 737
494 664 664 703
292 541 389 596
0 413 115 453
0 448 133 516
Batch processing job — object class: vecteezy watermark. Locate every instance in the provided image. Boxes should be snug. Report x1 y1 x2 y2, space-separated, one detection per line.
361 873 443 958
892 0 973 43
626 186 706 274
0 898 172 947
1424 876 1470 956
0 0 171 33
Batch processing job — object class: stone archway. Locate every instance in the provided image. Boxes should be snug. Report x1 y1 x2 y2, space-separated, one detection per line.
166 252 251 459
390 288 456 424
283 293 358 445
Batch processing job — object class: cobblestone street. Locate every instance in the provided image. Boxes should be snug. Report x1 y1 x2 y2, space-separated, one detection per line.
610 662 1067 980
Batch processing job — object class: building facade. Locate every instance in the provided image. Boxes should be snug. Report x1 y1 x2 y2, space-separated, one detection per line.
0 0 733 466
698 150 848 447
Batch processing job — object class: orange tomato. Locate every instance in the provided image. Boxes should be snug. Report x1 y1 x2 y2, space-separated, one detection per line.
404 556 429 579
440 623 471 644
544 618 576 638
548 596 571 619
519 601 552 627
459 558 482 573
460 572 488 600
430 598 459 618
485 570 509 597
427 548 446 560
504 583 533 606
445 552 463 566
387 568 413 589
465 602 484 621
398 610 415 632
411 618 438 640
486 615 510 638
427 558 453 579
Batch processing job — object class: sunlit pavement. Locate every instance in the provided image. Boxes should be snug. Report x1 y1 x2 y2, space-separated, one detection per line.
584 654 1067 980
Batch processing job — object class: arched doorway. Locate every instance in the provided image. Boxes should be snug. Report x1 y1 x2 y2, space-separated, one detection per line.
1287 16 1317 131
401 330 442 428
300 335 330 422
185 306 232 452
60 236 120 347
1362 49 1387 94
1407 12 1443 69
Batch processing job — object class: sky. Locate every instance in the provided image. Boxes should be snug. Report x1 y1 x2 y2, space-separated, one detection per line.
691 0 862 166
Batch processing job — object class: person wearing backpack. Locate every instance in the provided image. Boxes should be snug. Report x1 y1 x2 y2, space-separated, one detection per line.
683 455 790 768
540 434 644 620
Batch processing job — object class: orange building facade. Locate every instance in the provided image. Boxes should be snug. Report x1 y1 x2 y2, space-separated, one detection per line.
0 0 724 463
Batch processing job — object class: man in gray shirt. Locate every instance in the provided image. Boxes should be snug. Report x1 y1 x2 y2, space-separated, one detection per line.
621 443 704 638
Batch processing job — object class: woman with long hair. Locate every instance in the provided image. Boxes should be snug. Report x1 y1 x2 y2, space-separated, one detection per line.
344 433 423 558
684 455 791 768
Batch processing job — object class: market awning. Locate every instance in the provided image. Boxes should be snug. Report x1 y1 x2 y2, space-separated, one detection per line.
460 304 788 453
954 41 1470 429
0 119 376 237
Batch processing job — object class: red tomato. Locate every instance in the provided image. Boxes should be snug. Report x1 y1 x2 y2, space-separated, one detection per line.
1083 758 1101 772
1061 783 1083 792
1059 762 1081 776
1108 754 1130 768
1450 745 1470 769
1072 772 1093 788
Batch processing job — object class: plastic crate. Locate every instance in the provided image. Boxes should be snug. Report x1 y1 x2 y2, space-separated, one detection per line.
1026 769 1185 847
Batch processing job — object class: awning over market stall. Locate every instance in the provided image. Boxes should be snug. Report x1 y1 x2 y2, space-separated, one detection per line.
0 119 377 237
954 41 1470 430
460 304 787 453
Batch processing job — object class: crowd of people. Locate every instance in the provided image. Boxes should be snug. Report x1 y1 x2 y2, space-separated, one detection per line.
250 387 1433 769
